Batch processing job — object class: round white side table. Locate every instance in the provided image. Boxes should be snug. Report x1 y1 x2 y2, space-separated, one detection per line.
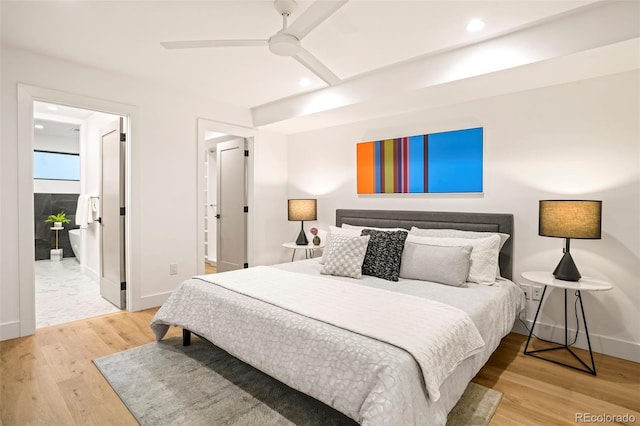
521 271 612 375
282 242 325 262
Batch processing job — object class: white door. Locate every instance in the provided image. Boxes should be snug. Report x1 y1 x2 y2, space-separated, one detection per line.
100 118 126 308
216 138 247 272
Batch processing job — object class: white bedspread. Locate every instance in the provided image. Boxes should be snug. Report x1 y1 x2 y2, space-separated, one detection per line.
151 262 524 425
194 266 485 402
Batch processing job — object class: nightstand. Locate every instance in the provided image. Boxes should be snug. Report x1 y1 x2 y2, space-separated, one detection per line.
521 271 612 375
282 242 325 262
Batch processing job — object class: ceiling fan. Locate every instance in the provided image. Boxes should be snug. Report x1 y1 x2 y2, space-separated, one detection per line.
161 0 348 86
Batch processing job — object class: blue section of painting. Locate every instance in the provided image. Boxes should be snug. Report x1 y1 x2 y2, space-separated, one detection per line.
427 127 483 193
408 135 425 193
374 141 382 193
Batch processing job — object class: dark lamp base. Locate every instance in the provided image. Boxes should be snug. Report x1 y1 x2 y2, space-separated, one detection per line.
553 251 581 281
295 228 308 245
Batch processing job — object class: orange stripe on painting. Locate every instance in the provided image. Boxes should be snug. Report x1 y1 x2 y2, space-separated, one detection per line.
356 142 375 194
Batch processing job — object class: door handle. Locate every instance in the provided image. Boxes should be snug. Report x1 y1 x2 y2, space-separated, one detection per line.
97 217 102 223
215 214 221 219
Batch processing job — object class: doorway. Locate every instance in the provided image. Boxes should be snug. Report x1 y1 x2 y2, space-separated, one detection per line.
17 84 136 336
203 134 248 273
32 102 125 327
197 119 254 275
204 140 218 271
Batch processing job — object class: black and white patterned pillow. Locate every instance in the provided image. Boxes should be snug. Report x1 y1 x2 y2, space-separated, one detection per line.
360 229 408 281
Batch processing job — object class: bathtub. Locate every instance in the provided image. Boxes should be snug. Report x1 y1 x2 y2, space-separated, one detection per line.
68 229 81 263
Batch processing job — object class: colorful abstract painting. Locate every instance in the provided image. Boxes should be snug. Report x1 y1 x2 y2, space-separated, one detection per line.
356 127 483 194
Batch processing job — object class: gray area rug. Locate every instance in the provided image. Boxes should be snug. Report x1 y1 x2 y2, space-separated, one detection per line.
94 336 502 426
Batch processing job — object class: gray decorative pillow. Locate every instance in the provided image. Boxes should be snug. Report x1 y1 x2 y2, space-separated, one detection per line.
400 242 473 287
360 229 408 281
409 226 509 278
320 235 370 279
405 234 500 284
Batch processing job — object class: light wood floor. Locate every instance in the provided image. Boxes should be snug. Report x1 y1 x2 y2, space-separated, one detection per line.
1 309 638 425
204 263 217 274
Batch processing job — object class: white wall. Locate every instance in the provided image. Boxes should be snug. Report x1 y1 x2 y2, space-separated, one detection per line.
1 46 253 339
33 180 80 194
286 71 640 362
34 133 79 153
251 130 291 266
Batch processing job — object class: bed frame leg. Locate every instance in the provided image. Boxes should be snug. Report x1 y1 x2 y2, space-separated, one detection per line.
182 329 191 346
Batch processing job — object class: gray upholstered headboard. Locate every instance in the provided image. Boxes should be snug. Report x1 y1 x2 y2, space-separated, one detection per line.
335 209 514 280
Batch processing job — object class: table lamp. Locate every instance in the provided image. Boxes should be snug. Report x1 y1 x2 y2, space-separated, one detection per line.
539 200 602 281
288 199 317 245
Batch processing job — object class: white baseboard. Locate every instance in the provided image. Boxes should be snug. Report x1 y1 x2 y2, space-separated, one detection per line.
512 319 640 364
0 321 21 341
139 291 173 311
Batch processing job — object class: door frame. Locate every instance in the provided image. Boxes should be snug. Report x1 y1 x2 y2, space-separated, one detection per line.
17 84 138 336
196 118 255 275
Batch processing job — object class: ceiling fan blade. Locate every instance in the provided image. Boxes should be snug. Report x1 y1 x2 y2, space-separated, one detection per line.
161 40 268 49
293 47 341 86
286 0 349 40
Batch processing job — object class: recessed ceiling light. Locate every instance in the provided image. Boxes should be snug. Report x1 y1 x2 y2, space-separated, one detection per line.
298 77 311 87
466 18 485 32
47 106 59 111
35 124 44 129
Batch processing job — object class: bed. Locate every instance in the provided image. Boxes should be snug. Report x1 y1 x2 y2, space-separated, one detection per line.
151 209 524 425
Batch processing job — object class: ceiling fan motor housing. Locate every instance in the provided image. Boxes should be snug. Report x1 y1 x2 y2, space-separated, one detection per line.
269 33 301 56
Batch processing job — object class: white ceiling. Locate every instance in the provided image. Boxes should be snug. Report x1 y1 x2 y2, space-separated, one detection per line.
32 101 93 138
1 0 598 109
34 101 95 120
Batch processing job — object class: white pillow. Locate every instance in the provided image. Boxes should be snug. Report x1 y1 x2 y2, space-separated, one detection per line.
409 226 510 250
405 234 501 285
320 235 370 279
319 226 361 264
400 242 472 287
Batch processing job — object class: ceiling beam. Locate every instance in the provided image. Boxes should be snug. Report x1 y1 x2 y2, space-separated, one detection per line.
251 1 640 130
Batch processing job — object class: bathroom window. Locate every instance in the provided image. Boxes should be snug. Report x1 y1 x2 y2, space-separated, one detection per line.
33 150 80 181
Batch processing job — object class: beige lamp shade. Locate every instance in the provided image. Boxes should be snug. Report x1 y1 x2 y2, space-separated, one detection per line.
288 199 317 221
539 200 602 239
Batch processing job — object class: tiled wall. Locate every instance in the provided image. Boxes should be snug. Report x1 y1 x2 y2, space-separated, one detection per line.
34 193 79 260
